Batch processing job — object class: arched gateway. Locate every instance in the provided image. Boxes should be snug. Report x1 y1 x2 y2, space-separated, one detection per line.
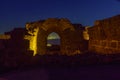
25 18 88 56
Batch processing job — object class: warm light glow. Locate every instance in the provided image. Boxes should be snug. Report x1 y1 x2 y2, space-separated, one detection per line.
83 27 89 40
24 28 39 56
32 28 39 56
32 37 37 56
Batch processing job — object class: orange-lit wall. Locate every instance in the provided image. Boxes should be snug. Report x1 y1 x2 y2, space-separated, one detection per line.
88 15 120 54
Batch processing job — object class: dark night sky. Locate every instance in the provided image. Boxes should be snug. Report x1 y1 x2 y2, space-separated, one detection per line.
0 0 120 34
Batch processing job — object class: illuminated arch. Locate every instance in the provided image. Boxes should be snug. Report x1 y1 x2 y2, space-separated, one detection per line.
25 18 86 56
36 18 75 55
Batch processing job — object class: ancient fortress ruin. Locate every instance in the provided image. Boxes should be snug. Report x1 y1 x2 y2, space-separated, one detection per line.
0 15 120 56
89 15 120 54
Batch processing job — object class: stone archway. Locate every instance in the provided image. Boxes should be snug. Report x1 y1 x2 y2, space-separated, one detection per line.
46 32 60 54
25 18 87 56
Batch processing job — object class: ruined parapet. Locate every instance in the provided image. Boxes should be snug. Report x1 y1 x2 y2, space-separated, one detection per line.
88 15 120 54
0 28 33 54
26 18 88 55
0 28 33 67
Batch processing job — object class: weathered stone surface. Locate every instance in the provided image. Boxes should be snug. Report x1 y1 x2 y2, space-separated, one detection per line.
1 15 120 67
26 18 87 55
83 26 89 40
88 15 120 54
0 18 88 56
0 28 33 67
1 15 120 56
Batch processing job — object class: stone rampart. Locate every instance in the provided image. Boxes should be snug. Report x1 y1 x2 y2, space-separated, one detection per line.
88 15 120 54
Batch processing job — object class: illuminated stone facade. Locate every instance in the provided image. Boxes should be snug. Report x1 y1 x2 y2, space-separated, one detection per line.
0 18 88 56
25 18 88 55
1 15 119 56
1 15 120 68
88 15 120 54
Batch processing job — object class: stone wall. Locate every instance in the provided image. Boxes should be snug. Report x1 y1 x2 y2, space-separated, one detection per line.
0 34 11 39
26 18 88 55
0 19 88 56
83 26 89 40
0 34 11 50
0 28 33 67
88 15 120 54
0 28 33 54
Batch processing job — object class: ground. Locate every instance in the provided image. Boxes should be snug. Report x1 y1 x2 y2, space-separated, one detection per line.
0 64 120 80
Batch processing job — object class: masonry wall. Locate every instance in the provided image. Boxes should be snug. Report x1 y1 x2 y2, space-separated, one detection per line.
0 34 11 50
0 29 34 67
0 28 33 54
0 34 10 39
26 19 88 56
88 15 120 54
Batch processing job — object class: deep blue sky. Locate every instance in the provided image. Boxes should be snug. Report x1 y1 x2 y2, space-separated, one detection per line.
0 0 120 34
